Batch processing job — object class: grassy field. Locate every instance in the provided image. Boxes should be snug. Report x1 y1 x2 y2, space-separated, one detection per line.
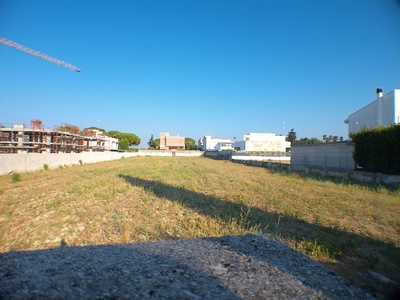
0 156 399 288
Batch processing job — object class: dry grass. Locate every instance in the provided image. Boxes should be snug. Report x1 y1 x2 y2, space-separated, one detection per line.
0 156 399 288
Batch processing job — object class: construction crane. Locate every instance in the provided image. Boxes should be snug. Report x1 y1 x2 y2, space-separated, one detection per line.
0 36 81 72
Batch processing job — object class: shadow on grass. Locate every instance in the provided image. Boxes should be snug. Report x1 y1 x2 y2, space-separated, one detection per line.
119 174 400 287
1 173 395 299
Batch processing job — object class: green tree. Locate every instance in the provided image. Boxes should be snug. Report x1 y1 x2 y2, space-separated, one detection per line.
323 134 343 143
84 126 108 135
148 134 158 149
108 130 119 137
292 137 323 145
154 138 160 149
323 135 333 142
286 129 297 143
108 131 141 149
185 138 198 150
308 137 323 144
57 124 80 134
118 139 130 150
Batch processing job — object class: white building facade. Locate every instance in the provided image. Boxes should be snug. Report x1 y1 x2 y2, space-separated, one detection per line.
198 136 233 151
87 129 119 151
232 133 290 152
104 136 119 151
344 88 400 134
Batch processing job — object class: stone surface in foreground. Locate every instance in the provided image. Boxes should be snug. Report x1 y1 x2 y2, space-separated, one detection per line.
0 234 373 299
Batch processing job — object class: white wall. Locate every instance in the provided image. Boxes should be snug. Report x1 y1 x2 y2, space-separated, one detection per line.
200 136 233 150
394 89 400 124
104 137 119 151
0 151 203 175
215 142 233 151
231 156 290 162
345 89 399 134
380 90 395 126
232 141 245 150
233 133 289 152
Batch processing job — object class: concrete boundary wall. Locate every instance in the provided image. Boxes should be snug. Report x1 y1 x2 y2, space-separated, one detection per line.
0 151 204 175
205 150 291 161
141 150 203 157
231 156 290 162
232 160 400 186
291 142 355 171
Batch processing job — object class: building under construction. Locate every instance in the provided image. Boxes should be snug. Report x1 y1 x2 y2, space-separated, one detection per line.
0 120 118 154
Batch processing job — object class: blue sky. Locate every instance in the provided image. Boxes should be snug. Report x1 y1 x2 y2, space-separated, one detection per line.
1 1 399 148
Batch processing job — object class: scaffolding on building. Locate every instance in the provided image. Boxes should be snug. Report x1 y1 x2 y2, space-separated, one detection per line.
0 120 118 154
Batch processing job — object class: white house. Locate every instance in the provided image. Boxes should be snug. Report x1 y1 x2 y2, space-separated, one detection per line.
232 133 290 152
103 136 119 151
344 88 400 134
198 136 233 151
86 129 119 151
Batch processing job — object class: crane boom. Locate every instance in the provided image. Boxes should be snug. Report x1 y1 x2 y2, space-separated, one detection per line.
0 36 81 72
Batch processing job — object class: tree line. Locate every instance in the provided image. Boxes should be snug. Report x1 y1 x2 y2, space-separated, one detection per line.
286 129 344 145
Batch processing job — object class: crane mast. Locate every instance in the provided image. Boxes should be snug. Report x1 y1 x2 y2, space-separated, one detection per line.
0 36 81 72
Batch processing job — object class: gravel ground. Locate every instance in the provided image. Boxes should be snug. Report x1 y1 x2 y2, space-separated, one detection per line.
0 234 373 299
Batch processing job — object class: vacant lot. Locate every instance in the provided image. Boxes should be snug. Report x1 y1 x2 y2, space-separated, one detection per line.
0 156 399 288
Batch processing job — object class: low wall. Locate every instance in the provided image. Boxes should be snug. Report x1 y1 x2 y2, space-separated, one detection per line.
140 150 203 157
205 150 291 161
291 142 355 171
232 160 400 186
231 156 290 162
0 150 204 175
232 150 290 162
204 150 232 160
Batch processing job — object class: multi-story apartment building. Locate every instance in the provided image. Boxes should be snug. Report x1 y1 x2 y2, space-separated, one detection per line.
0 120 118 153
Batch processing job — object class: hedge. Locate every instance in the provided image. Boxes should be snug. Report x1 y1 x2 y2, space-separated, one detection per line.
349 125 400 175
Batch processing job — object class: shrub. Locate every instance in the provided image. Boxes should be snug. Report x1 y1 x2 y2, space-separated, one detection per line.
60 238 68 247
350 125 400 174
11 173 21 183
43 164 49 171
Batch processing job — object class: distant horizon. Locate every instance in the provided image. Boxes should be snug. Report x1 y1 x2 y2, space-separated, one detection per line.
4 86 398 145
0 119 348 145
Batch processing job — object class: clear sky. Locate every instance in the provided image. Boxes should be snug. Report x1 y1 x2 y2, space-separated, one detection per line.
1 1 399 147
